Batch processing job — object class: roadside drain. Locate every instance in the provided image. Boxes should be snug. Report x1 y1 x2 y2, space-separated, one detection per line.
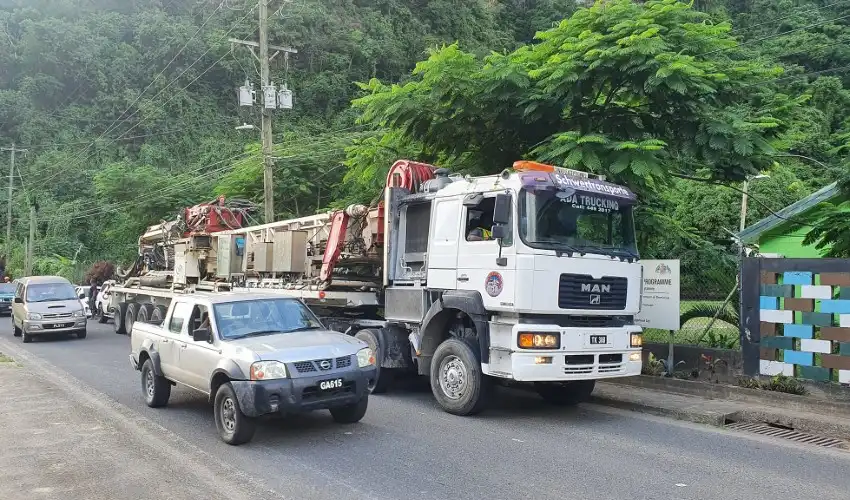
724 421 845 449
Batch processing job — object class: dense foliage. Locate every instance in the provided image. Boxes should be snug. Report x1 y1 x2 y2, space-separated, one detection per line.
0 0 847 283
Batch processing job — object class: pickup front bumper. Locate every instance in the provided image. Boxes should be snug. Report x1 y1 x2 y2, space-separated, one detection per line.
231 367 377 417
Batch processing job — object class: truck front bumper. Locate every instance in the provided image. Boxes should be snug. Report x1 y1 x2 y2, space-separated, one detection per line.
509 350 642 382
230 367 377 417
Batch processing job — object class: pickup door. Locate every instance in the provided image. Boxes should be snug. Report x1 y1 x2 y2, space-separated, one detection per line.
177 303 221 393
158 301 193 383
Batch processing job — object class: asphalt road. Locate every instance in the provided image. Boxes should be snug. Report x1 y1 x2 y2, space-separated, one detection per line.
5 320 850 500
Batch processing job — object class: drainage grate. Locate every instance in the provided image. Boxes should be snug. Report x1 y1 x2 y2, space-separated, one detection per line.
725 421 845 448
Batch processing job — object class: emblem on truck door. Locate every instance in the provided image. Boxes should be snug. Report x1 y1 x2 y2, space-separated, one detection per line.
485 272 503 297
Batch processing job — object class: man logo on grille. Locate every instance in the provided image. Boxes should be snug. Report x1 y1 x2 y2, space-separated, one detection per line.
589 294 601 305
319 360 331 370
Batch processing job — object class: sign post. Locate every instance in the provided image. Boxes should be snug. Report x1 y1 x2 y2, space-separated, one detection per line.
635 260 681 372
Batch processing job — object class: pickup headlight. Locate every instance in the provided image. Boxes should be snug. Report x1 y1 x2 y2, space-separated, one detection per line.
26 312 42 320
357 347 376 368
73 310 85 318
518 332 560 349
249 361 288 380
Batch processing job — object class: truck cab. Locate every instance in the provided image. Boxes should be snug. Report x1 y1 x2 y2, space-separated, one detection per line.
378 161 643 414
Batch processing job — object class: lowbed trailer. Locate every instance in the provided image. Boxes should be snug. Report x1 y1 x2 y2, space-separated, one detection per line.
112 159 645 415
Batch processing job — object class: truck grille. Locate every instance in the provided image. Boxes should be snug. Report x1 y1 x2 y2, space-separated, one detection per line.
292 356 353 373
558 274 627 310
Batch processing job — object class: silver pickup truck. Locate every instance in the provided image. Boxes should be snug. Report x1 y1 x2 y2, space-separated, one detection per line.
129 292 377 445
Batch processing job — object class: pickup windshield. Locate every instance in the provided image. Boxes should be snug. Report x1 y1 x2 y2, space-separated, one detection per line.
519 188 637 257
213 298 323 340
26 283 78 303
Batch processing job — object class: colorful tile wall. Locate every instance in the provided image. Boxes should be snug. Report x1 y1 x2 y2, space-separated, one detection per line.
759 271 850 384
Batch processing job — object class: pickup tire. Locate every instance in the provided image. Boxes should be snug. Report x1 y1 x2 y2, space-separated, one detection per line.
330 396 368 424
113 303 128 334
535 381 596 406
214 382 255 445
13 321 21 337
150 305 167 325
354 329 393 393
430 337 491 416
124 302 138 336
142 359 171 407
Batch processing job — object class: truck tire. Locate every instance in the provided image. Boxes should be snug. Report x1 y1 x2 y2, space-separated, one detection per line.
430 337 491 416
330 396 369 424
150 305 167 325
113 303 128 335
214 382 255 445
142 359 171 407
97 305 108 324
535 381 596 406
137 303 154 324
354 329 393 394
124 302 138 336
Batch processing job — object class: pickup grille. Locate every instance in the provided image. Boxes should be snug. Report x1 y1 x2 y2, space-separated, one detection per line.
292 356 353 374
558 274 627 310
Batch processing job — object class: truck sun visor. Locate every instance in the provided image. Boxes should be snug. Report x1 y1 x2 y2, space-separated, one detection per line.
520 173 637 203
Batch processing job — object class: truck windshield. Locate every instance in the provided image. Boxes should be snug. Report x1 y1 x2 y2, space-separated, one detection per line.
26 283 78 302
213 298 323 339
519 188 637 257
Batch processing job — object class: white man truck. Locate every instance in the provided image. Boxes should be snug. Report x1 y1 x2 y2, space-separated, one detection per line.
110 159 644 415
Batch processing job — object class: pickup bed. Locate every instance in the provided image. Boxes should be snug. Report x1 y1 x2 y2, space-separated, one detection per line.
129 291 377 445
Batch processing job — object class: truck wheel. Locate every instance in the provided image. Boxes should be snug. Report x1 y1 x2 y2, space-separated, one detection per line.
535 380 596 406
150 305 167 324
113 303 128 335
136 303 154 324
330 396 369 424
354 329 393 394
124 302 138 336
430 337 490 416
97 305 108 323
142 359 171 407
214 382 255 445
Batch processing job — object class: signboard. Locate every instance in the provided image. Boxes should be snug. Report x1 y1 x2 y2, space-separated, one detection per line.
635 259 681 331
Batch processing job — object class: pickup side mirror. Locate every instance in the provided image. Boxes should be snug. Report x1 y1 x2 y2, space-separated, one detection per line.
192 327 212 343
493 193 511 225
13 297 22 304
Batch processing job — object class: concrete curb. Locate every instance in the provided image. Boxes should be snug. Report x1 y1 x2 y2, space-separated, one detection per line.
0 337 289 500
589 394 734 427
591 383 740 427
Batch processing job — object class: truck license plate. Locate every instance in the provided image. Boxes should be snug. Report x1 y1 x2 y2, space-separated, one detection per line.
589 335 608 345
319 378 343 391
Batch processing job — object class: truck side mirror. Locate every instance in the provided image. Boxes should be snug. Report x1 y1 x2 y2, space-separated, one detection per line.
493 193 510 225
192 327 212 343
490 224 507 240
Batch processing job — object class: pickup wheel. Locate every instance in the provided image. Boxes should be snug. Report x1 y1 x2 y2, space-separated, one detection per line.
330 396 368 424
354 329 393 393
13 321 21 337
430 337 491 416
150 305 167 324
113 303 128 335
535 381 596 406
124 302 138 337
136 303 154 324
214 382 255 445
141 359 171 407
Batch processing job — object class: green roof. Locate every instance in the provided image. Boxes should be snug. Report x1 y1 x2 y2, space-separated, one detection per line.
737 182 839 243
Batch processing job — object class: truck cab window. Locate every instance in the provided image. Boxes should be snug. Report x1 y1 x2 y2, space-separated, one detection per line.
465 197 512 246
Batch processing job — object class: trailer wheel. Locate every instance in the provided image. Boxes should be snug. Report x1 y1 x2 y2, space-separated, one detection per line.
150 305 167 325
124 302 138 336
137 303 154 324
430 337 491 416
113 303 128 335
354 329 393 394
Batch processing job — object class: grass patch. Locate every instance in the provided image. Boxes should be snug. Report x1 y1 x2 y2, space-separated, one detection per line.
0 352 13 363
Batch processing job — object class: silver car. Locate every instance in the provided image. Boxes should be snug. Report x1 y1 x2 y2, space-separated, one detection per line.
12 276 88 343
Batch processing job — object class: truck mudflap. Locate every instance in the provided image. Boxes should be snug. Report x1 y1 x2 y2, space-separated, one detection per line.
379 325 411 369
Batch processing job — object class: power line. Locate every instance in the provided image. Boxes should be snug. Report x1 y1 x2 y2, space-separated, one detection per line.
730 0 850 34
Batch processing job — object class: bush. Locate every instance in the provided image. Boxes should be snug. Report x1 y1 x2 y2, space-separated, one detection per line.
84 261 115 285
735 375 807 395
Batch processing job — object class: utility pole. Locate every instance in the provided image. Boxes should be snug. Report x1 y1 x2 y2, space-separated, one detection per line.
230 0 297 223
26 203 35 276
1 144 26 263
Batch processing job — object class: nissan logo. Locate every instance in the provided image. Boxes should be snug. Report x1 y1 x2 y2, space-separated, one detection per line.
319 360 331 370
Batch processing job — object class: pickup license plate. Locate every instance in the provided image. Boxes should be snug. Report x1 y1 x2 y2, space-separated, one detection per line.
318 378 344 391
589 335 608 345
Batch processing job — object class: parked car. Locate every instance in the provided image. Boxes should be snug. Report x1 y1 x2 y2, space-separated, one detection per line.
74 286 93 319
12 276 88 343
0 282 15 315
95 280 115 322
129 293 377 445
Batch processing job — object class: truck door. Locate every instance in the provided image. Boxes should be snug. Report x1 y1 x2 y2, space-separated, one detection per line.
177 304 221 393
456 193 516 310
426 198 462 290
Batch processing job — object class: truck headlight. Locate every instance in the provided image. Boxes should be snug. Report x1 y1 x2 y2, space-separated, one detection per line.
73 310 85 318
26 312 42 320
630 333 643 347
518 332 560 349
250 361 288 380
357 348 376 368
